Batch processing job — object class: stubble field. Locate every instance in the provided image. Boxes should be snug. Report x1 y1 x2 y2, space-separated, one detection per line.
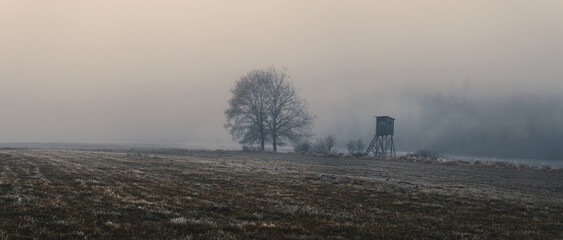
0 148 561 239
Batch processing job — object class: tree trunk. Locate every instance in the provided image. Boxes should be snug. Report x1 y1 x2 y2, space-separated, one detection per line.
272 136 277 152
259 127 265 151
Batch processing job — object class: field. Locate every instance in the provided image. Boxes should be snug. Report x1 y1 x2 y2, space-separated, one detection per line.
0 148 561 239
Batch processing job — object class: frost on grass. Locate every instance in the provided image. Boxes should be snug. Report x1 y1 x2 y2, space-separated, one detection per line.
0 149 561 239
170 217 187 224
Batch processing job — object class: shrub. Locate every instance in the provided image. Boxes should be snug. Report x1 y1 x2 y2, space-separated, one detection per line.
312 138 328 153
293 141 312 153
346 139 365 156
242 145 261 152
413 150 441 160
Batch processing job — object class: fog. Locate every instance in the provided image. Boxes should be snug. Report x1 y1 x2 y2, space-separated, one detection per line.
1 1 562 159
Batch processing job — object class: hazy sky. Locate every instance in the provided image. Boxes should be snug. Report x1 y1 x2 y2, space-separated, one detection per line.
1 1 562 158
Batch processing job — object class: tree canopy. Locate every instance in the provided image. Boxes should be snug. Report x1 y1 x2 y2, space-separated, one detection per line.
225 67 313 151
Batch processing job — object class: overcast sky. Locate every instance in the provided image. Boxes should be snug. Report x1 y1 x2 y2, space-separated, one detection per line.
1 1 562 158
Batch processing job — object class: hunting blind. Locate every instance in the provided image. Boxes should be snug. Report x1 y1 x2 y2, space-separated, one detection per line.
365 116 396 157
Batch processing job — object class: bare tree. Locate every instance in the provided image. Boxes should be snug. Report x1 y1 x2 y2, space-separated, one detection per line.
293 140 312 153
355 139 365 155
347 138 365 156
346 140 356 155
224 70 270 150
225 67 313 151
263 68 314 152
312 138 328 153
325 135 336 153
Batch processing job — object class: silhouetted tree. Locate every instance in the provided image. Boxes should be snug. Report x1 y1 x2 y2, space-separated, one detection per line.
293 140 312 153
347 138 365 156
346 140 355 155
263 68 314 152
225 67 314 151
225 70 270 150
325 135 336 153
312 138 328 153
355 139 364 154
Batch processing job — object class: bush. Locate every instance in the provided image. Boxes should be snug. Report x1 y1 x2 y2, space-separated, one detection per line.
293 141 312 153
242 145 261 152
310 135 337 154
346 139 365 156
312 138 328 153
412 150 441 160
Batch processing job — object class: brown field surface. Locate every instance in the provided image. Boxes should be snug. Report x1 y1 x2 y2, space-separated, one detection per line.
0 148 561 239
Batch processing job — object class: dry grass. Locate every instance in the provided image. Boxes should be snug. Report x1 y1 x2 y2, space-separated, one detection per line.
0 149 561 239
